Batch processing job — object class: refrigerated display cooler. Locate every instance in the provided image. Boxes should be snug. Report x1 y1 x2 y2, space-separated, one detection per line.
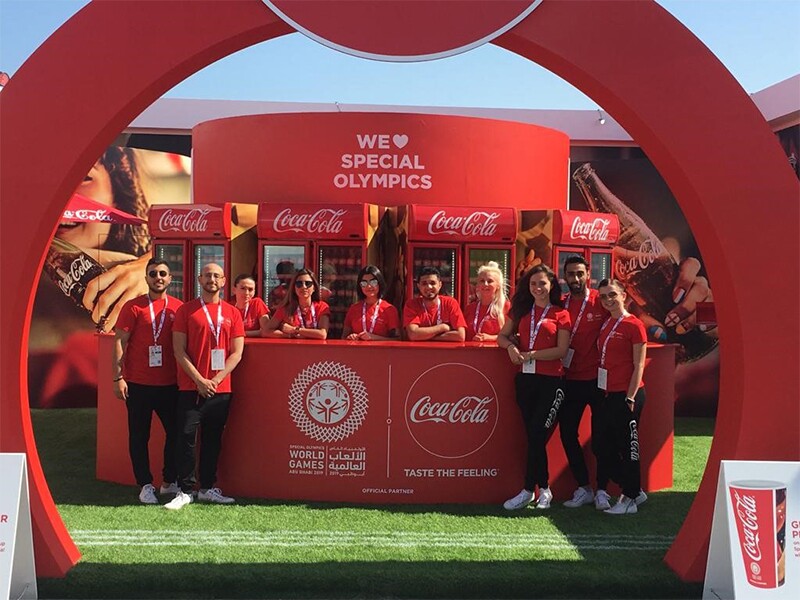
148 203 258 300
256 203 384 339
550 209 619 291
401 205 517 305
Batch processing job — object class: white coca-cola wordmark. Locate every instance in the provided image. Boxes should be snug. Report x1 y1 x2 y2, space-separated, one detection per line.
334 132 432 191
732 490 763 562
273 207 346 234
427 210 500 238
569 215 613 242
63 209 111 222
157 208 211 233
613 237 669 279
404 362 499 459
57 255 97 297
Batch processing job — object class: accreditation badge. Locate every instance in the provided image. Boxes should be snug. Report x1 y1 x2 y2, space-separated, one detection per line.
562 347 575 369
211 348 226 371
148 345 163 368
522 358 536 374
597 367 608 391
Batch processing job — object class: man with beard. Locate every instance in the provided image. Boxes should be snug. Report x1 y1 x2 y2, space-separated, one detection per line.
403 266 466 342
166 263 245 510
112 259 183 504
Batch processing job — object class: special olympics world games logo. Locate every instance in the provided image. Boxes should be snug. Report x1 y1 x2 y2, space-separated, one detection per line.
289 361 368 443
404 363 499 459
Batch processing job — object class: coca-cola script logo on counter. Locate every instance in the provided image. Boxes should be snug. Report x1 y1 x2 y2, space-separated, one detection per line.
273 208 346 235
427 210 500 238
289 361 369 443
404 363 499 459
157 208 211 233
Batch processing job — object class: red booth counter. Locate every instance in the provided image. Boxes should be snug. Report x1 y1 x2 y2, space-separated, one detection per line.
97 337 675 504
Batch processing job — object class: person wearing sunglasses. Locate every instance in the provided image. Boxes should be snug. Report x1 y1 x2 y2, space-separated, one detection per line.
593 278 648 515
231 274 269 338
463 261 509 343
112 258 183 504
262 269 330 340
342 265 399 341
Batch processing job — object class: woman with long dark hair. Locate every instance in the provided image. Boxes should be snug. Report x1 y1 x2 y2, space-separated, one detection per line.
262 269 330 339
497 265 571 510
342 265 399 341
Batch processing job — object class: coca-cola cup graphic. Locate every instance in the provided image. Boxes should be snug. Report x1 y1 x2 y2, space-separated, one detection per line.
728 480 787 589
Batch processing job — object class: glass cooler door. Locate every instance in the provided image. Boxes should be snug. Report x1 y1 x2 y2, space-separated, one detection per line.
262 244 305 310
193 243 226 299
412 245 458 300
464 246 511 304
317 244 363 339
154 241 187 300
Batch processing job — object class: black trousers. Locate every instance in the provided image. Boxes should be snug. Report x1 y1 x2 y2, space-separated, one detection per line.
175 391 232 492
594 387 646 499
559 379 604 488
514 372 564 491
126 382 178 487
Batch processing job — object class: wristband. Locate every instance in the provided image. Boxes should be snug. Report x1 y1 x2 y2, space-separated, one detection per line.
625 397 635 404
113 376 124 382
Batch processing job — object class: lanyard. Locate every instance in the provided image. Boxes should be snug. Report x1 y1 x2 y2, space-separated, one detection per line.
473 303 492 334
422 297 442 326
297 303 318 329
200 297 224 348
565 293 590 345
148 296 168 344
361 299 381 334
599 315 626 367
243 301 250 324
528 304 551 351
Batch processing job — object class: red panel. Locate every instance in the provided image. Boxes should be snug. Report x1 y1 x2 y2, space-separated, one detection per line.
149 204 231 239
408 205 517 243
552 209 619 247
257 203 367 240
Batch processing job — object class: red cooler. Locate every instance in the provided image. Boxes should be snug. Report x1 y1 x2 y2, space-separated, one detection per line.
550 209 619 290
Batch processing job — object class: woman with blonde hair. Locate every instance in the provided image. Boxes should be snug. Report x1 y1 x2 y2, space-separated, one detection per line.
463 261 509 342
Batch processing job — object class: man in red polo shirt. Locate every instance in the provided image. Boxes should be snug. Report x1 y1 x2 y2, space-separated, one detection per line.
112 258 183 505
166 262 245 510
403 266 467 342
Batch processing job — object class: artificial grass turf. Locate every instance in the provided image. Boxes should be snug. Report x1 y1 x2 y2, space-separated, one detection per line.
32 409 712 599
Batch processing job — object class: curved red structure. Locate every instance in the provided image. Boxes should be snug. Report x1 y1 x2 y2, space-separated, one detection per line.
0 0 797 581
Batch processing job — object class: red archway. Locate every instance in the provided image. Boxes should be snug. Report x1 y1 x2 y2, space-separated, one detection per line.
0 0 797 581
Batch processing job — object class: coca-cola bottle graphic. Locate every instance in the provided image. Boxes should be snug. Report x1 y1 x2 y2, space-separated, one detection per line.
572 163 717 361
43 237 108 330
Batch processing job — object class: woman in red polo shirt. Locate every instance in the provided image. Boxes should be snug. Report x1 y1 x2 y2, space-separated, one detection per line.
342 265 400 341
231 274 269 337
263 269 330 340
463 261 510 342
497 264 571 511
594 278 647 515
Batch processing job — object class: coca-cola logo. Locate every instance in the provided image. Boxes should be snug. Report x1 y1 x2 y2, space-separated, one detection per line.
157 208 211 233
404 363 498 458
63 209 111 222
613 237 667 279
57 255 96 296
569 216 612 242
273 208 346 234
426 210 499 238
732 490 763 562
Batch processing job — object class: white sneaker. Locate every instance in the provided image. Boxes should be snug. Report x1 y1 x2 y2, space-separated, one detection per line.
503 489 534 510
138 483 158 505
198 487 235 504
594 489 611 510
159 482 180 496
635 490 648 505
164 490 193 510
563 486 594 508
604 495 638 515
535 487 553 509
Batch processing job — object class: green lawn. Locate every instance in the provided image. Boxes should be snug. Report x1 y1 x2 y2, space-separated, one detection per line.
32 409 712 599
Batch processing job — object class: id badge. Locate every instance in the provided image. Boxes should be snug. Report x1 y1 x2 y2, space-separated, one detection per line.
211 348 226 371
148 345 163 367
522 358 536 374
597 367 608 391
562 348 575 369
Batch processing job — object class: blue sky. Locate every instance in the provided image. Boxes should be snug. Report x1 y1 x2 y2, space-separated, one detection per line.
1 0 798 110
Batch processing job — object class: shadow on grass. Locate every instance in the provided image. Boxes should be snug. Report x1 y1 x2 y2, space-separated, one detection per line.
37 559 703 599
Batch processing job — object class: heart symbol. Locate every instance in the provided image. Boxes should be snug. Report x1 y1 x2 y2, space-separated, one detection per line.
392 134 409 149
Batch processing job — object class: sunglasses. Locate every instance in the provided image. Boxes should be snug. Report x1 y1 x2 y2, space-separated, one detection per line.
598 291 620 300
294 280 314 288
359 280 379 288
148 270 169 278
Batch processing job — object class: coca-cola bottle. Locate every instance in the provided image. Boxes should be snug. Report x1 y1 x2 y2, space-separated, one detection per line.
572 163 717 361
43 237 107 330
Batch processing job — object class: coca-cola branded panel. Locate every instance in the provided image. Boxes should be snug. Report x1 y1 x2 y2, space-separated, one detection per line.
569 156 719 416
552 209 619 247
704 461 800 599
408 205 517 243
97 337 676 504
31 147 191 408
149 204 231 239
257 203 368 241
